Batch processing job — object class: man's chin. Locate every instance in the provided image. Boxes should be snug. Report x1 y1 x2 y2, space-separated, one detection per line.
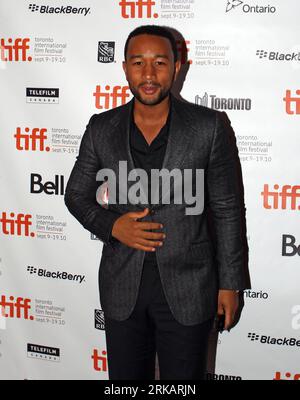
135 92 169 106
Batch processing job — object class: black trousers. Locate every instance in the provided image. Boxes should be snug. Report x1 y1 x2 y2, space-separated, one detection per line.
104 260 214 380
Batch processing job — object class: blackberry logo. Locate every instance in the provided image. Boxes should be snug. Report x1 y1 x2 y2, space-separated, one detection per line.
226 0 243 12
26 265 85 283
29 4 39 12
256 50 268 59
98 42 115 63
28 4 90 16
27 266 37 274
248 332 260 341
248 332 300 347
256 50 300 61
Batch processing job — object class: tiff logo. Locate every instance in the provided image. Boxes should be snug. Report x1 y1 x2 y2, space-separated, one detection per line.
177 40 192 65
274 371 300 380
119 0 158 18
284 90 300 115
92 349 107 372
0 295 34 320
261 184 300 210
0 38 32 62
14 127 50 151
0 212 35 237
93 85 130 110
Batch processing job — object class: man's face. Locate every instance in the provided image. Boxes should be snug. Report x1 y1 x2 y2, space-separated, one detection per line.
123 34 181 106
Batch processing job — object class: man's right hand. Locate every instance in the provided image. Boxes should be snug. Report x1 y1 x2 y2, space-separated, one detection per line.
111 208 166 252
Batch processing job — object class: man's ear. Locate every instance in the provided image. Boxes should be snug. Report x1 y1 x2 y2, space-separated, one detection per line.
174 60 181 82
122 61 127 77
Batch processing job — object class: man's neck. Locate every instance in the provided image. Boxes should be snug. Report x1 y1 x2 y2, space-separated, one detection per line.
133 95 170 126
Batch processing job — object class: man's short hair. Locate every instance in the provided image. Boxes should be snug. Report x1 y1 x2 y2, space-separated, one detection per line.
124 25 178 63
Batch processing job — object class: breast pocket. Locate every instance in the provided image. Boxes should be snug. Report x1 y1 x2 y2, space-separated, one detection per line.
187 241 214 265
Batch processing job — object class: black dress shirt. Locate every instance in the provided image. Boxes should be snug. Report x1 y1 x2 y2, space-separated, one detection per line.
129 107 171 264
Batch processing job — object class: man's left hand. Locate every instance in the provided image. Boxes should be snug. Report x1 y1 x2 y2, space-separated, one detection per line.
217 289 239 332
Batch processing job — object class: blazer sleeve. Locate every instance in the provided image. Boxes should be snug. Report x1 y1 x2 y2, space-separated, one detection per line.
64 114 121 245
206 112 248 290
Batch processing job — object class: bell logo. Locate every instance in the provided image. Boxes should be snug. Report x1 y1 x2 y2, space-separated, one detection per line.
93 85 131 110
284 90 300 115
119 0 158 19
0 212 35 237
91 349 107 372
282 235 300 257
14 127 50 151
261 184 300 210
0 38 32 62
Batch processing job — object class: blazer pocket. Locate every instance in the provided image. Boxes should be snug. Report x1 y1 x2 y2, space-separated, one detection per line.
188 241 213 261
101 244 116 257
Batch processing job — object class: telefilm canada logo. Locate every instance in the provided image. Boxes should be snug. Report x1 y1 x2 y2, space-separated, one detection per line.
26 88 59 104
98 42 115 63
95 309 105 330
27 343 60 362
28 4 90 16
195 92 252 111
225 0 276 13
27 265 85 284
248 332 300 347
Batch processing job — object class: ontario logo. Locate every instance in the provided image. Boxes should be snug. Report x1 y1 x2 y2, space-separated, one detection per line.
226 1 276 13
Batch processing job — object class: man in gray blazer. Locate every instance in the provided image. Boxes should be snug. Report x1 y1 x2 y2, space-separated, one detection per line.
65 25 249 380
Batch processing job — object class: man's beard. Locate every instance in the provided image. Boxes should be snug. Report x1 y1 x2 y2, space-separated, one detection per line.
129 83 172 106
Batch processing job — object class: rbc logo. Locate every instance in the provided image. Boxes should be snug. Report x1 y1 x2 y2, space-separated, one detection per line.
93 85 131 109
98 42 115 63
0 38 32 61
119 0 158 18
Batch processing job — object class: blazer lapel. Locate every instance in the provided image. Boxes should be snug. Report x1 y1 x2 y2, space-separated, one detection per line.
109 95 195 210
151 95 195 209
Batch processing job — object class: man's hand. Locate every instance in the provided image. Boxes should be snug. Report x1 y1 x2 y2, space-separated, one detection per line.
111 207 166 251
217 289 239 332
